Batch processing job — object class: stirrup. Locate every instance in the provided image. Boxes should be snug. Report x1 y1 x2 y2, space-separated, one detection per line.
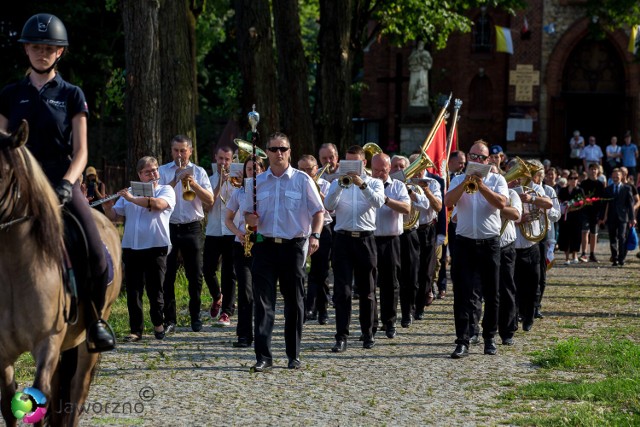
86 319 116 353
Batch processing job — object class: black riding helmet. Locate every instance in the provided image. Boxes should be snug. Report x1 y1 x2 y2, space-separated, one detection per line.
18 13 68 46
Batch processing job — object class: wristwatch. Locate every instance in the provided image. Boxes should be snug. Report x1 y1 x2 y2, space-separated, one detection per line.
310 232 321 239
359 182 368 190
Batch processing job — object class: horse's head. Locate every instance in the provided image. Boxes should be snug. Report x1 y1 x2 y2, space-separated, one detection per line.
0 120 29 149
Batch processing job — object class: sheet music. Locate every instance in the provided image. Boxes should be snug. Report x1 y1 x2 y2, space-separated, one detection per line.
336 160 363 176
229 163 244 178
130 181 154 197
465 162 492 178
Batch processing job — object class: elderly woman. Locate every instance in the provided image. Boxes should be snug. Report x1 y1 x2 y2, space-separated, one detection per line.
104 156 176 341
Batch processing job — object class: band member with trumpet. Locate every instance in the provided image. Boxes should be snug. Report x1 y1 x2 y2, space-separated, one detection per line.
529 159 560 319
324 145 386 352
318 142 340 181
298 154 333 325
224 157 265 348
371 153 411 339
244 132 324 372
204 145 237 327
103 156 176 341
444 140 508 358
159 135 214 334
505 158 553 333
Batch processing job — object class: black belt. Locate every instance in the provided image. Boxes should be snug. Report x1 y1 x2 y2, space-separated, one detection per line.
261 236 306 244
170 220 201 228
417 220 436 230
336 230 374 238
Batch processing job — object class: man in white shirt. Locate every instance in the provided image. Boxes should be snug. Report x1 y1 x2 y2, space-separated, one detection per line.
158 135 214 334
204 146 237 327
324 145 386 352
372 153 411 339
580 136 603 172
244 132 324 372
444 140 508 358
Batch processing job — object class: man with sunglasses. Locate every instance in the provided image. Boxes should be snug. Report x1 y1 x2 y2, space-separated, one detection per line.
244 133 324 372
444 140 509 358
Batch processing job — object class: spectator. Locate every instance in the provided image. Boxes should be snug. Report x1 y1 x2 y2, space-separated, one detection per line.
569 130 585 170
620 131 638 183
580 136 603 172
557 170 585 265
605 136 622 176
85 166 106 213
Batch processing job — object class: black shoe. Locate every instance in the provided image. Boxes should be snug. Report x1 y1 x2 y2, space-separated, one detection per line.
86 319 116 353
318 311 328 325
484 339 498 355
332 339 347 353
233 337 252 348
385 327 397 339
250 360 272 373
523 322 533 332
619 261 625 266
401 316 412 328
287 358 302 369
164 323 176 334
469 335 480 345
534 308 544 319
612 261 619 267
154 328 165 340
363 335 375 349
414 312 424 320
502 337 514 346
451 344 468 359
191 319 203 332
305 310 317 321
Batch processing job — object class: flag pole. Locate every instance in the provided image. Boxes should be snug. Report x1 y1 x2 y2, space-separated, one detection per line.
444 98 462 191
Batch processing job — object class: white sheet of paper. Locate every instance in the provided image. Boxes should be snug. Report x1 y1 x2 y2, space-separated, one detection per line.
337 160 363 176
130 181 154 197
465 162 492 178
229 163 244 178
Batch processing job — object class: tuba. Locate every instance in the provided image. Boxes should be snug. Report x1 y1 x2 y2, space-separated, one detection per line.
503 157 548 243
233 138 268 163
363 142 383 175
399 149 435 230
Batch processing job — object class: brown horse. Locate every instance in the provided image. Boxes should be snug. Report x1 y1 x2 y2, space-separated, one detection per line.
0 121 122 427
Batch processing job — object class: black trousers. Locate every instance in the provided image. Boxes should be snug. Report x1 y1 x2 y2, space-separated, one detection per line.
453 235 500 345
608 219 629 263
251 237 306 363
416 223 437 315
123 247 168 334
375 235 401 327
306 224 332 314
515 245 540 325
536 240 547 309
333 232 377 341
232 243 253 341
399 229 420 320
163 221 204 325
203 234 237 316
498 243 517 340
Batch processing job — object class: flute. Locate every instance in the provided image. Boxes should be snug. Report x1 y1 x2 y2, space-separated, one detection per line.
90 192 121 207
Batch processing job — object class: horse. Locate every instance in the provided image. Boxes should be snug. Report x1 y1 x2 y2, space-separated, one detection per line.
0 121 122 427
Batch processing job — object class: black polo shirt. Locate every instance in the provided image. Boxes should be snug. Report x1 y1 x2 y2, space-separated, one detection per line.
0 73 88 180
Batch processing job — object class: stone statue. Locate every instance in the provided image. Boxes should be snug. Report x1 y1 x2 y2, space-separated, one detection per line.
408 41 432 107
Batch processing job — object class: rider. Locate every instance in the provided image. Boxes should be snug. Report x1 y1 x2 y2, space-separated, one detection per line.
0 13 116 352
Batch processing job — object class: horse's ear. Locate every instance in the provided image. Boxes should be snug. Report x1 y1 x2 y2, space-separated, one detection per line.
12 120 29 148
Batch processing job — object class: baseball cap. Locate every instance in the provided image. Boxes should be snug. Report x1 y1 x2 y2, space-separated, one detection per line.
490 145 503 155
85 166 97 176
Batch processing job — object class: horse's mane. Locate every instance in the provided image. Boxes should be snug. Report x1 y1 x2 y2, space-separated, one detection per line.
1 146 64 262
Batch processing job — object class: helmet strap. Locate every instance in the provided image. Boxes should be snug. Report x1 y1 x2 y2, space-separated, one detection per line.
28 55 61 75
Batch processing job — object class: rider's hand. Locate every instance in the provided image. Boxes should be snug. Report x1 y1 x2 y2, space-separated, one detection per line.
55 179 73 205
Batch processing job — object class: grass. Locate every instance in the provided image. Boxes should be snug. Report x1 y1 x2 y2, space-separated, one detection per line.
503 337 640 426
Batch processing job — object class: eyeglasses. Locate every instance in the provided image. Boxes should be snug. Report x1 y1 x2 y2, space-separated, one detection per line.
140 168 158 176
468 153 488 161
267 146 290 153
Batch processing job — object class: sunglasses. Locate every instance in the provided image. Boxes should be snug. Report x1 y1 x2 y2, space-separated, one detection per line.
267 146 290 153
468 153 488 161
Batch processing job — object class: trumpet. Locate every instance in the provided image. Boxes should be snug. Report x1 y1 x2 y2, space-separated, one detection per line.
178 158 196 201
464 175 480 194
338 175 353 189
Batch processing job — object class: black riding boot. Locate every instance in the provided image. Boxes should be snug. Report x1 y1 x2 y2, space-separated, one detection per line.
86 268 116 353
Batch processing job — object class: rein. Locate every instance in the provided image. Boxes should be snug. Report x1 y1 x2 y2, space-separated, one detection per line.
0 215 32 231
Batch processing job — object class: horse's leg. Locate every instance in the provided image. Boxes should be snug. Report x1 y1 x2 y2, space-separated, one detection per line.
31 335 64 424
67 346 99 427
0 363 18 427
49 347 78 427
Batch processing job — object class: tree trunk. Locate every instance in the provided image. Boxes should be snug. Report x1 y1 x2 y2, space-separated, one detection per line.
272 0 314 160
234 0 279 146
315 0 357 156
159 0 198 163
121 0 162 173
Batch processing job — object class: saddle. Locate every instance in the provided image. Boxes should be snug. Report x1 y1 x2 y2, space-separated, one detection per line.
61 208 114 325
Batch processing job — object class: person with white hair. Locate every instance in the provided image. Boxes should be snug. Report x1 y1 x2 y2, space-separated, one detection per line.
569 130 585 170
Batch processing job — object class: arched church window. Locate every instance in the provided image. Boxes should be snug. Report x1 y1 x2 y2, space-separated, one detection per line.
472 10 492 53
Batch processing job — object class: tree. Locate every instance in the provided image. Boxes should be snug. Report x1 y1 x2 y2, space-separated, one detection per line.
121 0 162 172
233 0 279 145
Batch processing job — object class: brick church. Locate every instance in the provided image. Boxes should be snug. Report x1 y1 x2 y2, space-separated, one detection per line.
358 0 640 167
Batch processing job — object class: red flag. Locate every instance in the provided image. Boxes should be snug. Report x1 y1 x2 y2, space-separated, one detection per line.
426 119 448 177
450 126 458 153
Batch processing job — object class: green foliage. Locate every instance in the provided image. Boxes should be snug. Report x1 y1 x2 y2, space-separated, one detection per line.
584 0 640 30
372 0 526 50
